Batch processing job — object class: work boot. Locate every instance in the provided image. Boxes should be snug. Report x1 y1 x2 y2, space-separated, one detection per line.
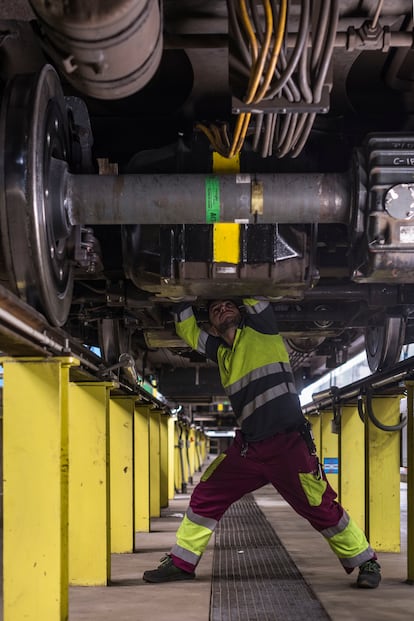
356 559 381 588
143 555 196 583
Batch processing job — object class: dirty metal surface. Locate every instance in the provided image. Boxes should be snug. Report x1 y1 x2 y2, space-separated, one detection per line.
210 494 331 621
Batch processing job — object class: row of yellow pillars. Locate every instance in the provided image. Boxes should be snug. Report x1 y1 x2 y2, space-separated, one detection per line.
308 390 413 582
2 356 208 621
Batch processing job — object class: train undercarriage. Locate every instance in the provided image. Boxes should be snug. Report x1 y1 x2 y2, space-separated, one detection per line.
1 1 414 411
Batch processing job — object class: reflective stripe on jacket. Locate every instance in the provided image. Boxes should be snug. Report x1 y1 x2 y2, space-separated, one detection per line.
173 297 305 441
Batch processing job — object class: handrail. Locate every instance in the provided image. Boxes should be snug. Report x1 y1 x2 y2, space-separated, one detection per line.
303 354 414 416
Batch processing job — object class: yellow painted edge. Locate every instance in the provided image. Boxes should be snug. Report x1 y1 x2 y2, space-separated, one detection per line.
213 222 240 264
212 152 240 173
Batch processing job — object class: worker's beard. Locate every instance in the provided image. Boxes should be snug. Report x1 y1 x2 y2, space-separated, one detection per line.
215 315 240 335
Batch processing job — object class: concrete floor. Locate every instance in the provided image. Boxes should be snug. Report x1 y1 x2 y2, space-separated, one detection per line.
69 475 412 621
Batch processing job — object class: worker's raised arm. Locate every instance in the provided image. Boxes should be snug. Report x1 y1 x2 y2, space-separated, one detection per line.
171 301 221 363
242 297 279 335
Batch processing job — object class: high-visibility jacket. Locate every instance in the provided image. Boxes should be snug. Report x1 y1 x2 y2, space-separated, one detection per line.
173 297 305 442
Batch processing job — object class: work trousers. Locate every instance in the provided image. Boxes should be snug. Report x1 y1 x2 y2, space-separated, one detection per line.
171 429 375 573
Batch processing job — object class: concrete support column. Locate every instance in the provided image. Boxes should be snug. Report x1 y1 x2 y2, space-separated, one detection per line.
134 404 150 533
68 381 113 585
149 408 161 518
365 395 401 552
339 405 365 529
3 357 77 621
109 397 134 553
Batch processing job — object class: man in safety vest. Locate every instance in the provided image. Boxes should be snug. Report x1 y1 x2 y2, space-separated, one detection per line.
143 298 381 588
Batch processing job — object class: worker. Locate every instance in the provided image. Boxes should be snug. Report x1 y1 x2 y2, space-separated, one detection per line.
143 298 381 589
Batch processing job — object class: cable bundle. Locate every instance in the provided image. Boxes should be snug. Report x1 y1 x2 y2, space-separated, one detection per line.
197 0 339 158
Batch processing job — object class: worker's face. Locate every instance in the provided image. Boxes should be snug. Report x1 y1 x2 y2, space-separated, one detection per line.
208 300 241 334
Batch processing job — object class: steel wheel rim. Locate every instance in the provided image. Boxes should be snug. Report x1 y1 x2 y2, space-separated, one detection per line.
0 65 73 326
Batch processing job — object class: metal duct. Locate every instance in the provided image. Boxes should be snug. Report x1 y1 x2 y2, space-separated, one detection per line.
29 0 162 99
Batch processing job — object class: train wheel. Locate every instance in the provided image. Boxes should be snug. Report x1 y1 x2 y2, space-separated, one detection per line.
364 315 405 373
0 64 73 326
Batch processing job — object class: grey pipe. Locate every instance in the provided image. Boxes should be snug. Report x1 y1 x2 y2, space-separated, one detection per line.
66 171 352 225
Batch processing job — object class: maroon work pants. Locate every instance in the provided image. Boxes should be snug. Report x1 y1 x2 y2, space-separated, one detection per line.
191 429 343 533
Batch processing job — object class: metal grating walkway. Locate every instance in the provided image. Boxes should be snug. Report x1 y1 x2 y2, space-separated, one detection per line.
210 494 331 621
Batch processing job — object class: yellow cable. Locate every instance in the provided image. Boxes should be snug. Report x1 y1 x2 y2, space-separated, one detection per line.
196 123 225 155
197 0 287 157
229 112 251 158
228 112 246 158
239 0 258 64
254 0 287 102
228 0 264 156
211 124 228 154
245 0 273 104
221 124 231 149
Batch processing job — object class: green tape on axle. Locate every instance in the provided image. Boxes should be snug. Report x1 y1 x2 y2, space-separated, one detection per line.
205 177 220 223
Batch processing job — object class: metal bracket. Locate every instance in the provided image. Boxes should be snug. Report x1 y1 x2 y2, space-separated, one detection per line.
251 180 263 215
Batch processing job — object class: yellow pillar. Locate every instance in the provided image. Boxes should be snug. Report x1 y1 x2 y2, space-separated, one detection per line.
168 417 176 500
365 395 401 552
406 382 414 583
134 404 150 533
200 432 208 462
182 425 190 486
194 430 202 472
149 408 161 518
320 410 339 491
3 357 76 621
68 381 112 585
188 426 196 481
109 397 134 553
174 421 183 494
339 405 365 529
160 413 169 508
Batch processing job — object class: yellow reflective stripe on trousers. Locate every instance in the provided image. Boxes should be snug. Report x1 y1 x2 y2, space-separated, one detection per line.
175 514 214 559
323 514 371 561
